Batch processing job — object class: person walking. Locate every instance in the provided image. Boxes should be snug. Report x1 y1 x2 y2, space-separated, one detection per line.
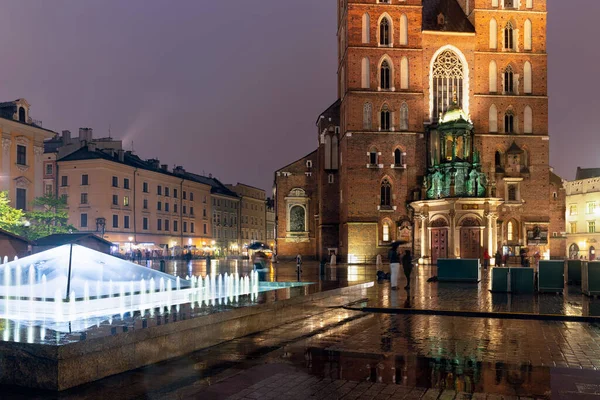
402 250 414 290
483 249 491 270
388 244 400 291
494 250 502 268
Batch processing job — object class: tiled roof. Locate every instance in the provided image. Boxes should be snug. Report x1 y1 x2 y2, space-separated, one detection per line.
59 146 234 194
423 0 475 33
575 167 600 180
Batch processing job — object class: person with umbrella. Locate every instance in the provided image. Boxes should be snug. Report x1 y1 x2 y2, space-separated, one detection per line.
388 242 401 290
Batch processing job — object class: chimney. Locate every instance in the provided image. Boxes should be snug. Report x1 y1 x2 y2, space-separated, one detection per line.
160 164 168 171
79 128 93 143
173 166 186 175
117 149 125 162
62 130 71 144
208 173 212 178
147 159 160 169
88 142 97 152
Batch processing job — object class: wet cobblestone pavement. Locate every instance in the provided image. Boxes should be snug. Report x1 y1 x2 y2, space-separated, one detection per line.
2 263 600 399
361 266 600 318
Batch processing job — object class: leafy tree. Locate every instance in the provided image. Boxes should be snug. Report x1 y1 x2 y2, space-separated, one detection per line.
23 193 76 240
0 191 24 234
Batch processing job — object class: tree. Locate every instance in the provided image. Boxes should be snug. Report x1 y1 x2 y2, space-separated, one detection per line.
0 191 24 234
23 193 76 240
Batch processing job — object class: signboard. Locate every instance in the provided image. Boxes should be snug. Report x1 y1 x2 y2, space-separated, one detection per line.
527 225 548 245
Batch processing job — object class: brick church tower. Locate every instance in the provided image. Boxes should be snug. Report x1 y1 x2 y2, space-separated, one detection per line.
275 0 565 262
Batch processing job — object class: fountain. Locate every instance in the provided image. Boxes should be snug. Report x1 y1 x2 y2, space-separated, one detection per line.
0 244 260 325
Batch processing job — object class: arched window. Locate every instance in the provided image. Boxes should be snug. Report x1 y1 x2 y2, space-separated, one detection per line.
504 21 514 50
361 57 370 88
524 105 533 134
489 60 497 92
489 104 498 132
400 56 409 89
524 19 532 50
380 104 391 131
432 49 465 119
382 222 390 242
362 13 370 44
507 220 515 241
400 14 408 45
369 148 378 165
289 205 306 232
504 110 515 133
524 61 532 94
489 18 498 49
526 0 533 8
495 150 502 168
380 179 391 207
400 102 409 130
504 65 514 94
380 17 390 46
380 59 391 89
394 149 405 165
363 102 373 129
18 107 26 123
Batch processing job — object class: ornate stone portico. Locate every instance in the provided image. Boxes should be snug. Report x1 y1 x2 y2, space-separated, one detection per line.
411 103 503 264
412 198 503 264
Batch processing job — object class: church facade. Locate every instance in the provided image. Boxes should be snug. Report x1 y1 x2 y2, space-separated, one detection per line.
275 0 565 262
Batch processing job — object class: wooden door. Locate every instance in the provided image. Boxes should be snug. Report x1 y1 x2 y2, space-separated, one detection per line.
431 228 448 265
460 228 480 259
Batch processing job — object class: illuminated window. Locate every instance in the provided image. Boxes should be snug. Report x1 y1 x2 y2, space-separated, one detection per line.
432 50 464 119
588 202 596 214
123 196 129 207
570 222 577 233
508 221 514 241
589 221 596 234
383 223 390 242
570 205 578 216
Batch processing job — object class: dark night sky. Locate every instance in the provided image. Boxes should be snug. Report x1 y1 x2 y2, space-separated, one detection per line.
0 1 596 192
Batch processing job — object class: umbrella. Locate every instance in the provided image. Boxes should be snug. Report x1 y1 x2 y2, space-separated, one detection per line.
390 240 409 248
247 242 269 250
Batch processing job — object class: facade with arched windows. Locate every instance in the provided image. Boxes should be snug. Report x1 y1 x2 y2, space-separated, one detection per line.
274 0 565 261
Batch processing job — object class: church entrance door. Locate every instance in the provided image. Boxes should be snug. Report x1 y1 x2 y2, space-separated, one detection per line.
431 228 448 265
460 227 480 259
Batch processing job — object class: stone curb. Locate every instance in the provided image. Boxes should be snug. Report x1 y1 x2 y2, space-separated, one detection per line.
343 305 600 323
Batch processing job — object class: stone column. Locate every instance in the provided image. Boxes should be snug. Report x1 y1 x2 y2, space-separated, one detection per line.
34 145 44 198
449 209 456 258
420 214 429 259
1 138 11 193
485 212 494 255
491 214 499 254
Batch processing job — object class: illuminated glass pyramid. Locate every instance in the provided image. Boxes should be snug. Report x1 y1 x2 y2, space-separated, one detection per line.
0 244 190 299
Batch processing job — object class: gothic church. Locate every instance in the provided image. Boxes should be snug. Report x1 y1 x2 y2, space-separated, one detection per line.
275 0 565 263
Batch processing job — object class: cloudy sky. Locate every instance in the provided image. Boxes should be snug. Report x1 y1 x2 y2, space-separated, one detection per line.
0 0 596 191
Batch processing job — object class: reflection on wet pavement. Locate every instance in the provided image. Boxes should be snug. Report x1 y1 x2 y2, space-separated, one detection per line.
2 263 600 399
365 266 600 317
